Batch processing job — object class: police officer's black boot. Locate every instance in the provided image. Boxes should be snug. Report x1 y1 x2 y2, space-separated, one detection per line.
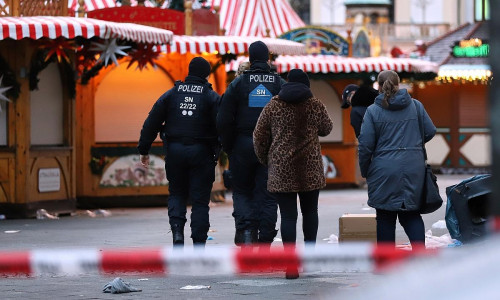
171 224 184 247
241 229 258 245
234 229 245 246
193 240 206 248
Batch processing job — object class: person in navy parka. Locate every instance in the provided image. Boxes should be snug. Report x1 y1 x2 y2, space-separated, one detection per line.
358 70 436 248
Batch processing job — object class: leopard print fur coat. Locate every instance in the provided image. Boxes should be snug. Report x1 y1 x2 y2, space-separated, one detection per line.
253 95 333 193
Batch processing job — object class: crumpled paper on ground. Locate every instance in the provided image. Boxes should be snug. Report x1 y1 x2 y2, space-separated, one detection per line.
323 234 339 244
103 277 142 294
397 230 457 250
180 285 211 290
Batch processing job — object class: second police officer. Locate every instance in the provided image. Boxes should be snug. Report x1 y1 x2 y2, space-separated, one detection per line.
138 57 220 247
217 41 286 246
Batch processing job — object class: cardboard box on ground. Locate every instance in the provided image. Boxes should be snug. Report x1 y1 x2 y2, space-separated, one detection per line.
339 214 377 242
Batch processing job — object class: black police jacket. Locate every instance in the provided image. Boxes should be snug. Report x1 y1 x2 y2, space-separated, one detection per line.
137 75 220 155
216 61 285 153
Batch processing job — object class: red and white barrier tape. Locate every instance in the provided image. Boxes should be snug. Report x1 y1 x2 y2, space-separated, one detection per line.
0 244 437 277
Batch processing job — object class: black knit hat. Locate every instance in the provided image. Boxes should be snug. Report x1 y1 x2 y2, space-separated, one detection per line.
341 84 359 108
188 57 211 79
287 69 310 87
249 41 269 63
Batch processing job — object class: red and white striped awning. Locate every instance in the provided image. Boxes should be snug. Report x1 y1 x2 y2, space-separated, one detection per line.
0 16 173 44
227 55 439 74
210 0 305 37
158 35 305 55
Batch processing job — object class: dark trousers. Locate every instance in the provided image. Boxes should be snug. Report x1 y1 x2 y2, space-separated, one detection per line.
375 209 425 247
229 135 277 242
165 142 216 243
275 190 320 245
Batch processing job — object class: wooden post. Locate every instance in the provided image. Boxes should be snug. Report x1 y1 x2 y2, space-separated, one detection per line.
61 0 68 16
185 0 193 36
10 0 19 16
347 29 353 57
77 0 85 17
13 40 32 204
214 5 221 35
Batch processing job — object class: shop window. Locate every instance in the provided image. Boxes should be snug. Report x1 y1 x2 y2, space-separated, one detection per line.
94 62 174 143
30 63 64 146
0 103 6 146
310 80 343 142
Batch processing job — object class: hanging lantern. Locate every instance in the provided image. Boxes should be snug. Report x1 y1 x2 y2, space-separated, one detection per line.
127 43 161 70
39 38 77 63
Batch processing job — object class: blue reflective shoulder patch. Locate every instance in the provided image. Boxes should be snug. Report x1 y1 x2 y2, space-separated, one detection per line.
248 84 272 107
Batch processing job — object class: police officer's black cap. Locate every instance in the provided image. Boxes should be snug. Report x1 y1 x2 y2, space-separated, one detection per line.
249 41 269 63
287 69 310 87
341 84 359 109
188 57 211 79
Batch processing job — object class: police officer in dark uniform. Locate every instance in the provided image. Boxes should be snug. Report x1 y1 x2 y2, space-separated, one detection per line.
217 41 286 245
138 57 220 247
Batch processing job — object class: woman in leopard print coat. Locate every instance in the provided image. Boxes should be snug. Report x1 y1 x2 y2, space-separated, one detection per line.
253 69 332 278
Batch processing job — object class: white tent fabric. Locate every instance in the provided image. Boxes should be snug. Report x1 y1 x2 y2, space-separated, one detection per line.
209 0 305 37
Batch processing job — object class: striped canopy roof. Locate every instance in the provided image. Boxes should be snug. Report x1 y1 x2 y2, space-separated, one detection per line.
227 55 439 74
209 0 305 37
0 16 173 44
158 35 305 55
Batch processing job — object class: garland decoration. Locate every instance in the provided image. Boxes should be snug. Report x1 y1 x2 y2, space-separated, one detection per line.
29 46 76 98
0 54 20 101
80 61 105 85
76 38 98 75
89 155 109 175
0 75 12 112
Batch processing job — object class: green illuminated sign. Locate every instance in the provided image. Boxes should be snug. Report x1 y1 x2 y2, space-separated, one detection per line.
452 44 489 57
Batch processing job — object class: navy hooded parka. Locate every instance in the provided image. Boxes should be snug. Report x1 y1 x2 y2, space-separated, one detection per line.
358 89 436 211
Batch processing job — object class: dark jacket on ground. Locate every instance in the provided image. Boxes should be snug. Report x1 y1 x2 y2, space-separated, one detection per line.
253 82 333 193
137 75 220 155
350 85 379 138
358 89 436 211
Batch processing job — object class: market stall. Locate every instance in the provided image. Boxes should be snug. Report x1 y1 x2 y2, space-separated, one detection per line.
0 15 173 217
410 20 491 173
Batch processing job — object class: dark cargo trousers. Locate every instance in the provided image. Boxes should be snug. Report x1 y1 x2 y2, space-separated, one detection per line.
229 135 278 243
165 142 216 243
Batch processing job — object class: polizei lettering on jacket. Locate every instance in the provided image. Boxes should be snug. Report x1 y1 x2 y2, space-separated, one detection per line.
177 84 204 93
249 74 275 83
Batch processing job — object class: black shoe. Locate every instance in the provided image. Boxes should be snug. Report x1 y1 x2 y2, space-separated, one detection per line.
193 240 206 248
234 230 244 246
285 266 299 279
171 225 184 246
242 229 258 245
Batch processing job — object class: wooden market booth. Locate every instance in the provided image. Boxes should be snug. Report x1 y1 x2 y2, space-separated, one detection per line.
63 1 306 208
75 35 304 208
407 20 491 174
0 9 174 218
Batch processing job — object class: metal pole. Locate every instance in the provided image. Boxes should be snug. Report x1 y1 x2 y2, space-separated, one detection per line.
489 0 500 229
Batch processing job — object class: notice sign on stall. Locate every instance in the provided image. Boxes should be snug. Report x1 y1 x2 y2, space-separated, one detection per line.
38 168 60 193
452 38 489 57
